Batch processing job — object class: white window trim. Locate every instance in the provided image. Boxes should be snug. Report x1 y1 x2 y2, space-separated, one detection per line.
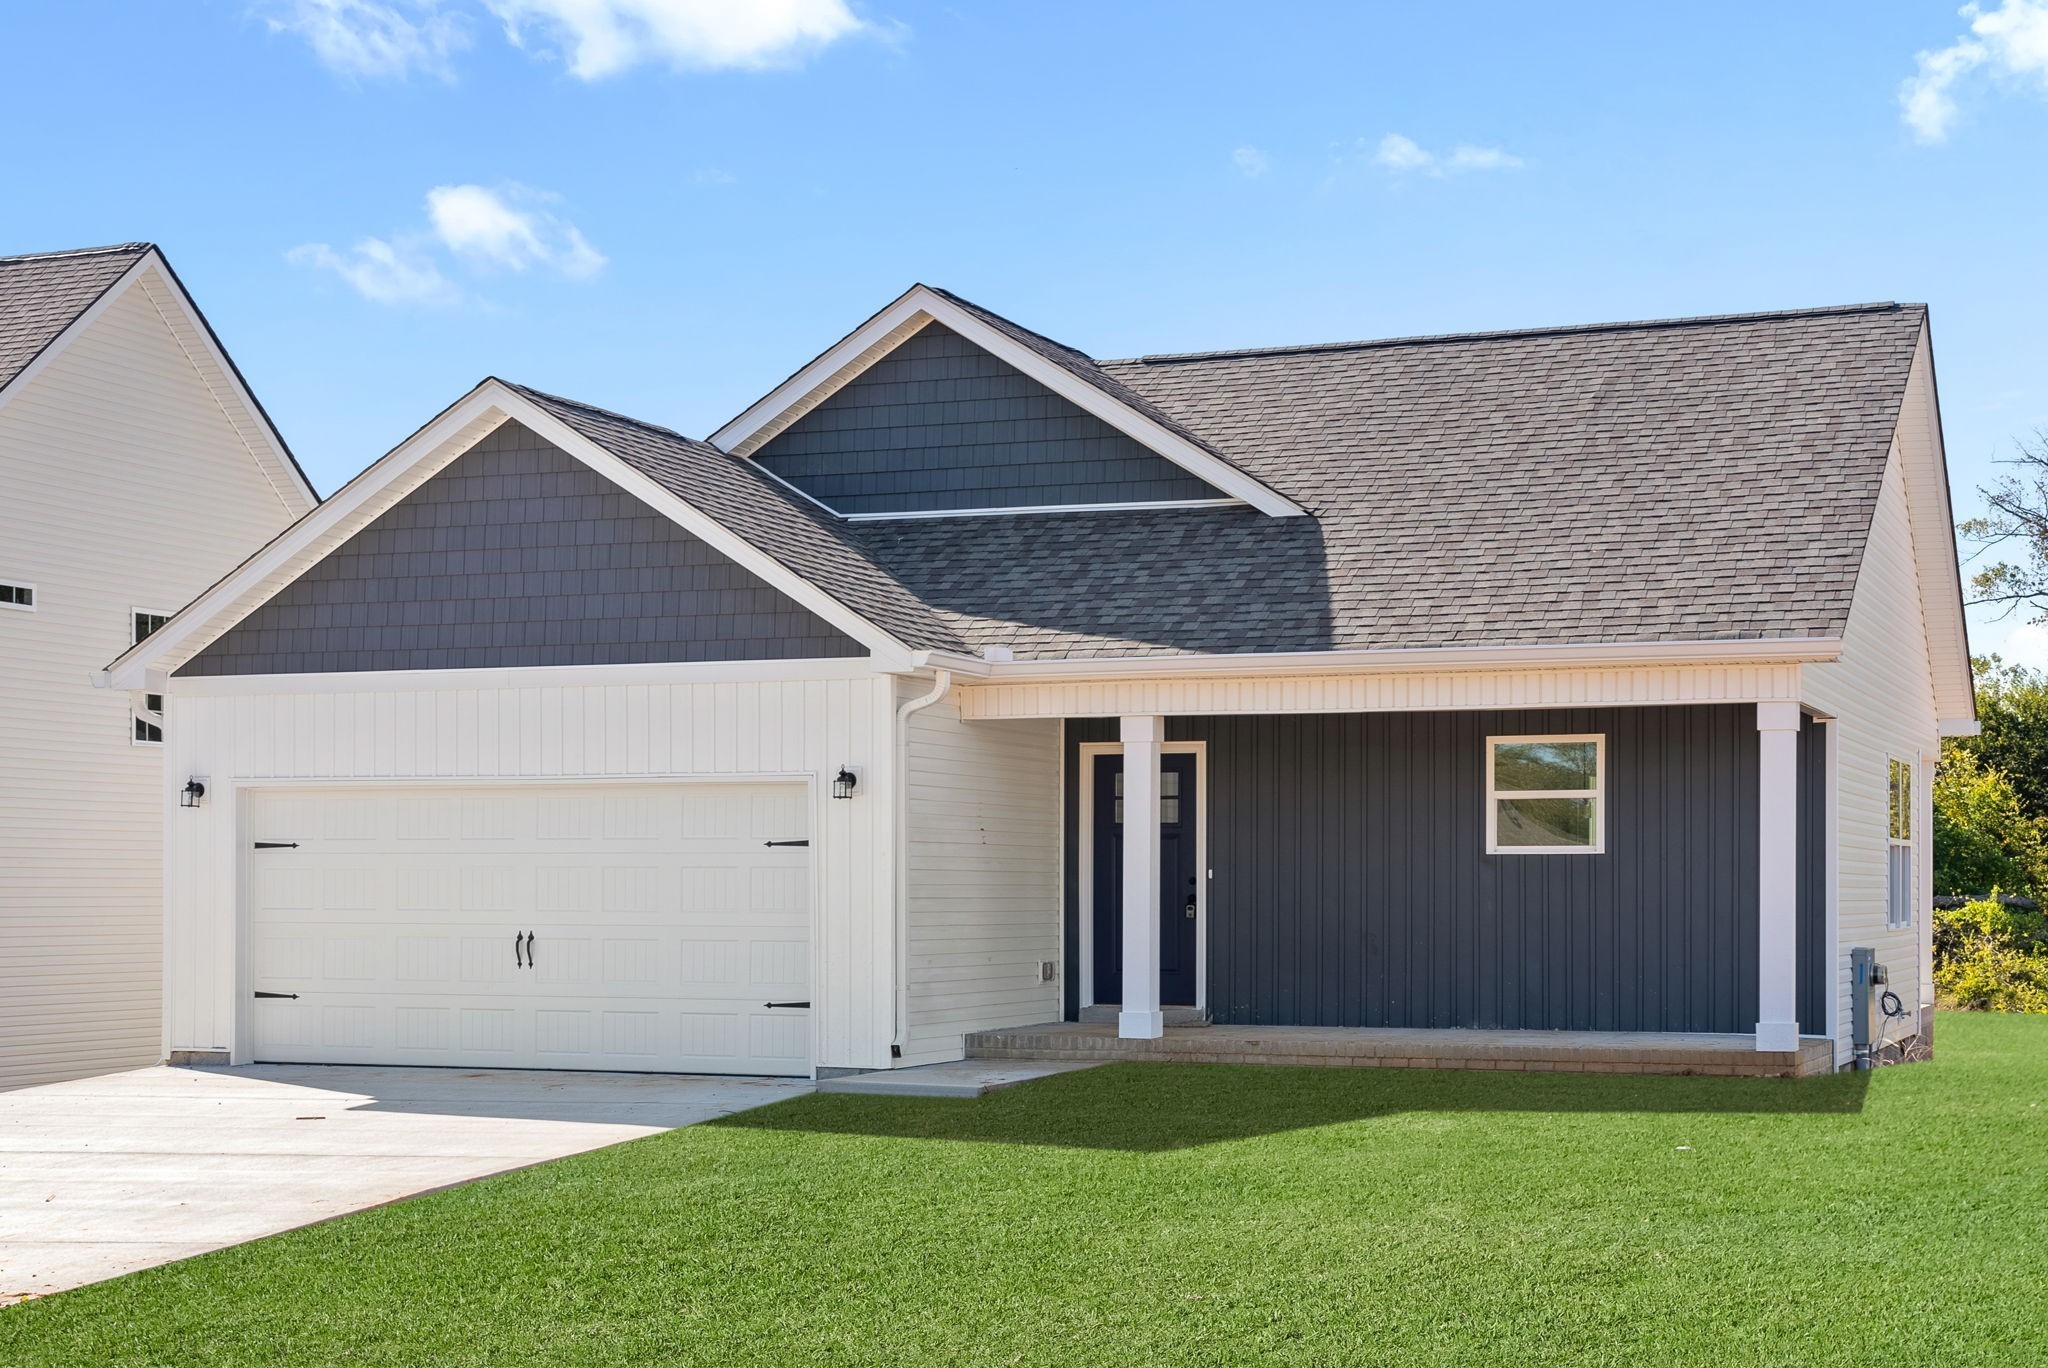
0 580 36 612
1887 753 1915 929
1485 733 1606 855
132 607 173 645
132 691 165 747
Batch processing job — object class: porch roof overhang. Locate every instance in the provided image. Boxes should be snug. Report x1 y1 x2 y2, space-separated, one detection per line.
923 637 1839 720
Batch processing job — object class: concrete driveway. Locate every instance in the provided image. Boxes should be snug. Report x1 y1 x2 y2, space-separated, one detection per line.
0 1064 809 1303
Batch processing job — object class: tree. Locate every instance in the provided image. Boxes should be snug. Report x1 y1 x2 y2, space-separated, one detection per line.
1932 747 2048 897
1955 657 2048 823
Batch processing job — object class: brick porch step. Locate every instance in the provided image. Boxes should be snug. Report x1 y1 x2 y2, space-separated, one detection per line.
964 1022 1837 1078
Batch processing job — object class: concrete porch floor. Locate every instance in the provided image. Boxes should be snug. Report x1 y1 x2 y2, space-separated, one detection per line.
966 1022 1838 1078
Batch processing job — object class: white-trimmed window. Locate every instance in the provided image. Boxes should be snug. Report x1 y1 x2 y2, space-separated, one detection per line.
1 581 34 610
1487 734 1605 854
133 693 164 746
133 609 170 643
1887 756 1914 928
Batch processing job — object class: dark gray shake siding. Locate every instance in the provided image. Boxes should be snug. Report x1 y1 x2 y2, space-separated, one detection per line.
752 322 1224 514
180 421 865 676
1064 706 1828 1035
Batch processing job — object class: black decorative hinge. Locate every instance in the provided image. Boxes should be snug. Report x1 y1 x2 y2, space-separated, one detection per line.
763 839 809 848
763 1001 811 1009
253 991 300 1000
253 841 299 850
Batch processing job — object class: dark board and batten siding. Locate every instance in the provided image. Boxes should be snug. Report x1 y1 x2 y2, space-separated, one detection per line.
752 322 1224 515
180 421 866 676
1065 707 1828 1036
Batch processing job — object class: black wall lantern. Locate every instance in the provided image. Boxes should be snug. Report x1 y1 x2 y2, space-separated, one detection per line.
831 766 859 800
180 778 207 809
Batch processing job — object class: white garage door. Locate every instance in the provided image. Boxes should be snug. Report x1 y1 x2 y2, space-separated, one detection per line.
246 784 813 1077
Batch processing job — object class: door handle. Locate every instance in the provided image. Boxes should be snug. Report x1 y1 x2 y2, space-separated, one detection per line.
525 932 535 968
514 932 527 968
1185 895 1197 919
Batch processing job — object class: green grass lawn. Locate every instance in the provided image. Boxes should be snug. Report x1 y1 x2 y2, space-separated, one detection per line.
5 1012 2045 1366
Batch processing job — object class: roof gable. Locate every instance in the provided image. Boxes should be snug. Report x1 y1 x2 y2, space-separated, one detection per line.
0 242 316 513
752 320 1227 517
711 284 1304 518
180 419 865 675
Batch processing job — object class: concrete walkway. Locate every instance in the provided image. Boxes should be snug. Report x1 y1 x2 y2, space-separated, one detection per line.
0 1064 808 1303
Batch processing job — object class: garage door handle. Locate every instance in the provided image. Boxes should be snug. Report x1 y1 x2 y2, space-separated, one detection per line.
764 839 808 848
515 931 534 968
763 1001 810 1009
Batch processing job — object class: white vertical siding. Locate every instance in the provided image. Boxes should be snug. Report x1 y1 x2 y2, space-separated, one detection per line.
901 687 1061 1064
161 674 901 1072
1803 447 1941 1061
0 280 305 1091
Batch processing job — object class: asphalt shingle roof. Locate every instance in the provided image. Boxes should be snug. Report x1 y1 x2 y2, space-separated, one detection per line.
520 300 1928 662
0 243 151 395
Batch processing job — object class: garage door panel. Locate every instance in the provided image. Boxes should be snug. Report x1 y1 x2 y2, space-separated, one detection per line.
249 784 812 1076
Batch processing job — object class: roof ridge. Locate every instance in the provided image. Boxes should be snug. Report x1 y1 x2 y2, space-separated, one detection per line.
0 241 153 266
1116 301 1919 365
499 379 715 450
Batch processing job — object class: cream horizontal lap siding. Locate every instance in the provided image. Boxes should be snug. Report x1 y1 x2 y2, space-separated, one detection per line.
1802 446 1941 1062
0 280 304 1091
159 670 899 1072
900 684 1061 1064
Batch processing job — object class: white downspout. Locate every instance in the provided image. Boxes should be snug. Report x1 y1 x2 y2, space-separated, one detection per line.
892 668 953 1058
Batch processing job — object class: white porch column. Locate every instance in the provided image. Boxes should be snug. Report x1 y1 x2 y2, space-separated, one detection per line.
1755 701 1802 1052
1119 714 1165 1039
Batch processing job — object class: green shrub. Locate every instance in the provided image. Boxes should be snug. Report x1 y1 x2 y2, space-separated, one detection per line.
1934 897 2048 1013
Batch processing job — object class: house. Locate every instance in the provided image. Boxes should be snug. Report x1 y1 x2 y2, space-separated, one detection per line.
104 286 1971 1080
0 243 316 1090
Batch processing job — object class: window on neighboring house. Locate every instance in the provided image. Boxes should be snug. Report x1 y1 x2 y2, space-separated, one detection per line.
133 610 170 644
1 582 34 610
133 693 164 746
1487 734 1605 853
1888 757 1915 928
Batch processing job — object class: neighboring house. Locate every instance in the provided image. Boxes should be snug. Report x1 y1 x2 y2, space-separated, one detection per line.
107 286 1971 1080
0 243 316 1090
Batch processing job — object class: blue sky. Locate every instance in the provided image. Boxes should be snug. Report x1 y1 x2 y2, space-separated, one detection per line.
8 1 2048 661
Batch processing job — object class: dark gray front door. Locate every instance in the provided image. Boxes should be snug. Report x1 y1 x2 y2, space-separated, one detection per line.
1091 753 1199 1007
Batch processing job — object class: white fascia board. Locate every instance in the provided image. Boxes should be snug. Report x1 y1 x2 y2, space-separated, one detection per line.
975 637 1844 683
0 252 154 415
1896 326 1976 723
709 285 1306 519
167 656 890 696
1939 717 1982 737
105 381 914 689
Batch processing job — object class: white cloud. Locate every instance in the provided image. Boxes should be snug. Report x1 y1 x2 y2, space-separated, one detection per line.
261 0 469 79
482 0 870 79
426 183 607 278
1368 133 1523 178
1902 0 2048 142
268 0 873 80
1231 145 1270 177
290 183 603 305
286 236 459 305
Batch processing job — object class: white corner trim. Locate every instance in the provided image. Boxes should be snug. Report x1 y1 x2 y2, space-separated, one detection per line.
709 285 1306 519
843 497 1243 522
105 380 916 688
